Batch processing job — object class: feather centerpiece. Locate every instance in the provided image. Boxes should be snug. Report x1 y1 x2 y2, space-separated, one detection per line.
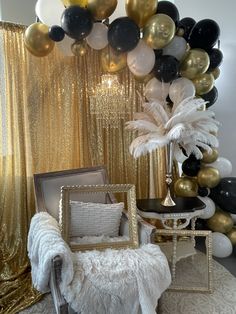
126 96 219 161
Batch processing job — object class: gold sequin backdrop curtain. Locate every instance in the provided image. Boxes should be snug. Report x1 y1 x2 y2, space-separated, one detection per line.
0 22 166 313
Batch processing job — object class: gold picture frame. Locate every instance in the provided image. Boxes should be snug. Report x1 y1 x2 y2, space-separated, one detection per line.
60 184 139 252
155 229 213 293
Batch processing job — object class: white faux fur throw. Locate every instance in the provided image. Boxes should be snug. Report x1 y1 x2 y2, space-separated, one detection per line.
28 212 74 293
28 212 171 314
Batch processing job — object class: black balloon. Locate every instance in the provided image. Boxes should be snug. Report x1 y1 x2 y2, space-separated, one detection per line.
198 187 209 197
178 17 196 41
195 218 207 230
208 48 223 70
189 19 220 50
154 49 163 59
166 94 172 103
61 6 93 40
182 156 201 177
201 86 218 108
108 17 140 53
154 55 179 83
210 177 236 214
156 1 180 24
49 25 65 42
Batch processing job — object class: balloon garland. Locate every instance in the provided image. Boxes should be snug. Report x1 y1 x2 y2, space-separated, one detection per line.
24 0 236 257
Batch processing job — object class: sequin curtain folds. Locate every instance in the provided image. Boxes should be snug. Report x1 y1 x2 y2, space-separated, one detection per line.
0 22 167 313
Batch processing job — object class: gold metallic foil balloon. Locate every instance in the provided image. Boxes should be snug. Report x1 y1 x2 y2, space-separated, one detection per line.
143 14 175 49
210 67 221 80
125 0 158 28
176 28 185 37
24 23 55 57
133 72 155 84
192 73 214 95
180 49 210 80
202 148 219 164
207 211 234 234
197 167 220 188
174 177 198 197
71 40 87 56
227 227 236 246
145 218 164 229
101 46 127 73
87 0 117 20
62 0 88 7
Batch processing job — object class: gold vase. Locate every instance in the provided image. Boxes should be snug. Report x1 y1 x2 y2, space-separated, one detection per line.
161 142 176 206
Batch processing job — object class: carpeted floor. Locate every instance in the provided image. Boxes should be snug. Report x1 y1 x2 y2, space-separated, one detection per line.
19 252 236 314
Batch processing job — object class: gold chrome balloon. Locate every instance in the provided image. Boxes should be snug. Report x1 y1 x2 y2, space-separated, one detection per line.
202 149 218 164
192 73 214 95
133 72 154 84
146 219 164 229
62 0 88 7
125 0 158 28
207 211 234 234
197 167 220 188
174 177 198 197
227 227 236 246
87 0 117 20
180 49 210 80
24 23 55 57
210 67 220 80
143 14 175 49
101 46 127 73
71 40 87 56
176 27 185 37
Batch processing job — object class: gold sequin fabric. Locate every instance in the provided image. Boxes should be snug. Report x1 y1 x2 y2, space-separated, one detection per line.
0 22 167 313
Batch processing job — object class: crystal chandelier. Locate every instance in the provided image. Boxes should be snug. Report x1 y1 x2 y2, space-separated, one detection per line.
89 74 129 128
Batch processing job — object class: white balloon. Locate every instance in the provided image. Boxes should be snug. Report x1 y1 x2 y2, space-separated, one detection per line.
144 77 170 102
207 157 233 178
56 35 74 56
212 232 233 258
162 36 187 61
35 0 65 27
127 40 155 76
86 23 108 50
169 77 195 105
198 196 215 219
230 214 236 223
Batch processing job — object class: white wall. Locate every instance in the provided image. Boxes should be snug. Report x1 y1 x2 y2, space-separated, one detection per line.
0 0 37 25
1 0 236 174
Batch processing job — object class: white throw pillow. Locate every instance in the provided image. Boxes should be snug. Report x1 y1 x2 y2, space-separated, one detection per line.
69 201 124 237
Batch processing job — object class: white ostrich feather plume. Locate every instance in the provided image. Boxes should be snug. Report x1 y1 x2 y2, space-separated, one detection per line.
126 96 219 160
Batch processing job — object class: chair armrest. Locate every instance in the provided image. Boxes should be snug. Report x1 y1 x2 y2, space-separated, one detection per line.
50 256 69 314
137 215 156 244
120 212 156 244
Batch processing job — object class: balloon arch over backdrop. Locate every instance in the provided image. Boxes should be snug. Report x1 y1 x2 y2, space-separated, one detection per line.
24 0 236 258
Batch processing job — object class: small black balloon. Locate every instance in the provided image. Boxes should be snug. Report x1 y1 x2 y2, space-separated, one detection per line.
108 17 140 53
49 25 65 42
182 157 201 177
198 187 209 197
210 177 236 214
61 6 93 40
154 55 179 83
201 87 218 108
156 1 180 24
189 19 220 50
178 17 196 41
208 48 223 70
